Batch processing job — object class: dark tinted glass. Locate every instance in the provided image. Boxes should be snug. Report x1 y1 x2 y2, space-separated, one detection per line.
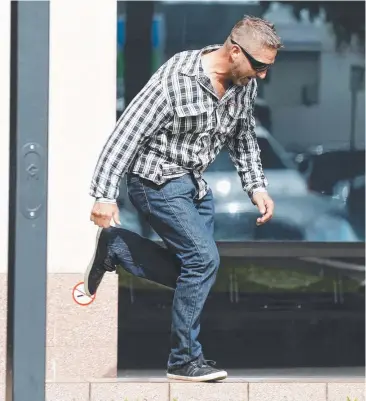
118 256 365 371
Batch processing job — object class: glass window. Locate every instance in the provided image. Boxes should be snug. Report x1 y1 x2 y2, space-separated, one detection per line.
116 0 365 378
118 255 365 373
117 0 365 244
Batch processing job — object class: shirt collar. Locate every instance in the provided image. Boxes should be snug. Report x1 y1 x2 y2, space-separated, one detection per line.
180 44 222 77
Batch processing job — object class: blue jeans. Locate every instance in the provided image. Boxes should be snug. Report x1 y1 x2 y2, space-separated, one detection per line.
106 173 220 368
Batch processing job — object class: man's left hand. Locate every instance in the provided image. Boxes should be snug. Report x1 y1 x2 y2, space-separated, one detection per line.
252 192 274 226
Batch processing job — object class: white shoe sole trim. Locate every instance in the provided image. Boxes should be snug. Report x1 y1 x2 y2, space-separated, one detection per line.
167 370 227 382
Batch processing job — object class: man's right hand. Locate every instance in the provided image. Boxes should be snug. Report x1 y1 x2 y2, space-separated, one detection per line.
90 202 121 228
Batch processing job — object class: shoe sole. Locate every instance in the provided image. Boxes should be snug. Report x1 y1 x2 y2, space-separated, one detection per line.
84 227 103 297
166 370 227 382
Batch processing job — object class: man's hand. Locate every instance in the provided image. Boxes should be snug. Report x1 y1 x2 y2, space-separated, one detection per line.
252 192 274 226
90 202 121 228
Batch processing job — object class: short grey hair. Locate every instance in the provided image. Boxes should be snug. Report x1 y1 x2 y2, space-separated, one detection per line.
229 15 283 50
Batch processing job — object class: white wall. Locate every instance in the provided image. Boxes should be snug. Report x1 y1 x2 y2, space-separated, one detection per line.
0 0 10 273
48 0 117 272
0 1 117 274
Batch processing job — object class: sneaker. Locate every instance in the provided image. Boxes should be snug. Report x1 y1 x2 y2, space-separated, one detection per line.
166 356 227 382
84 227 116 297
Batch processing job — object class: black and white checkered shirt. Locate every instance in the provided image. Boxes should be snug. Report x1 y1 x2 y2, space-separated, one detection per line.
90 44 268 201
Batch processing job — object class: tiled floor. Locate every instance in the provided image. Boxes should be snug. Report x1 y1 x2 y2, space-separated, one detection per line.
0 375 364 401
117 366 365 381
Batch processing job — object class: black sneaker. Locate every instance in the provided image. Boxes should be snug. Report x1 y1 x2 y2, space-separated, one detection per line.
84 227 116 297
167 356 227 382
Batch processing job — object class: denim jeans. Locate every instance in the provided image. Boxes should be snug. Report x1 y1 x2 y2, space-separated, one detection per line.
105 173 220 368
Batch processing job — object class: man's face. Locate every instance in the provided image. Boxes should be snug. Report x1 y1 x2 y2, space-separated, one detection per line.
229 40 277 86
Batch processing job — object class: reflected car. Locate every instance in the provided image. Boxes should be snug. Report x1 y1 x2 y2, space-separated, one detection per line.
341 175 365 241
117 126 360 242
293 145 365 198
205 125 309 198
203 127 360 242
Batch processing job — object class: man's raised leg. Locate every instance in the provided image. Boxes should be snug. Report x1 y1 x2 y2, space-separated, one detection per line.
84 226 181 296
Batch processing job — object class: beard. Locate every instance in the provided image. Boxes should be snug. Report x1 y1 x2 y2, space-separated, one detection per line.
230 64 252 86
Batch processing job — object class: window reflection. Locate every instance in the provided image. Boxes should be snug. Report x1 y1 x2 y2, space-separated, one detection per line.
118 256 365 371
117 1 365 243
116 0 365 375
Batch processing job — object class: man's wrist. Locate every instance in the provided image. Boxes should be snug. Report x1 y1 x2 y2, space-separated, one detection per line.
252 187 267 194
96 198 117 204
250 187 268 204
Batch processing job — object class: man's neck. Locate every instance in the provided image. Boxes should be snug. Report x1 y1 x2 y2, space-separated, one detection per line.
201 47 231 88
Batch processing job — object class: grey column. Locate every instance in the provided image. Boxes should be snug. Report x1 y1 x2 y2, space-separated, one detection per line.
6 1 49 400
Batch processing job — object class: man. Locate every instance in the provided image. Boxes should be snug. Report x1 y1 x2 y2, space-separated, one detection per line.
85 15 282 382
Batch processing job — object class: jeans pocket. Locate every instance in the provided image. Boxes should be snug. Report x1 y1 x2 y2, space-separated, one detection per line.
127 177 151 215
160 173 198 201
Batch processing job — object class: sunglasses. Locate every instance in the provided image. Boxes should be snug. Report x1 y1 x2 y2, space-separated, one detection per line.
230 38 272 72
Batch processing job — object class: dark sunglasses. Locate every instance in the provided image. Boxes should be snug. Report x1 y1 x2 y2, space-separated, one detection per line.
230 38 272 72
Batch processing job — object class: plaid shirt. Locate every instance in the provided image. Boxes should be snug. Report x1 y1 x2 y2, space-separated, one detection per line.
90 45 268 201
